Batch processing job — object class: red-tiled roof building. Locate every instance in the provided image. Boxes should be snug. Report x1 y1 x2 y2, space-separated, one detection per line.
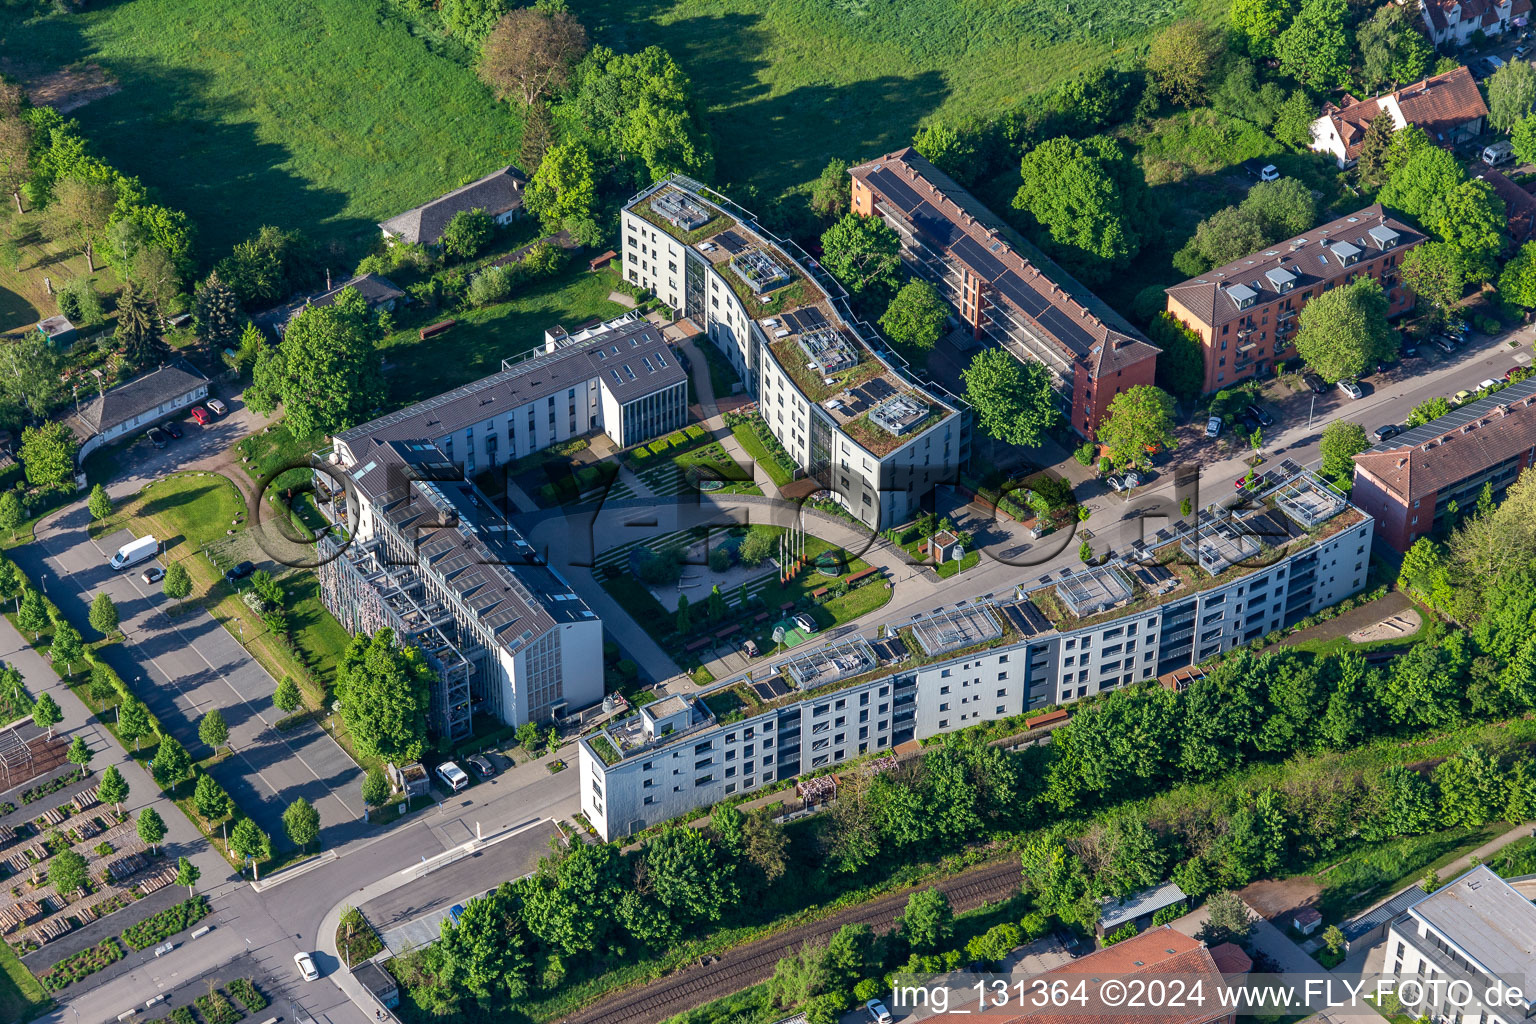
1478 166 1536 245
1352 378 1536 551
1309 66 1489 169
1164 205 1425 394
848 148 1159 439
924 928 1250 1023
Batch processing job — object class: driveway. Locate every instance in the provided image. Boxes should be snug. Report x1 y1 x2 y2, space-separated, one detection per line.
14 502 365 851
102 392 272 501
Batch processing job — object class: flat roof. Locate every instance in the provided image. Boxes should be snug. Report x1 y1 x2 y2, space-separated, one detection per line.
1408 865 1536 989
910 603 1004 656
1100 881 1188 931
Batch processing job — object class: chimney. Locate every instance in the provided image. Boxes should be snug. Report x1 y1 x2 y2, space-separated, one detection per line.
1397 458 1407 468
326 267 332 290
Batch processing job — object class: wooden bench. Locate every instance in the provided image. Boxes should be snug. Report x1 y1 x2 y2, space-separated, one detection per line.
812 587 829 600
588 250 618 271
846 567 879 585
779 601 795 612
685 638 711 653
754 612 769 623
419 319 456 341
715 624 740 639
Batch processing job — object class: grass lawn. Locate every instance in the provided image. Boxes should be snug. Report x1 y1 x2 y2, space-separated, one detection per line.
572 0 1224 204
377 266 627 407
2 0 524 261
0 217 126 336
1309 823 1506 922
127 472 248 553
0 939 50 1024
235 423 326 488
729 418 795 488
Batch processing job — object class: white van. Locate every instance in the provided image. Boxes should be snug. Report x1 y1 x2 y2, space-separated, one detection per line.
436 761 469 792
109 536 159 571
1483 140 1515 166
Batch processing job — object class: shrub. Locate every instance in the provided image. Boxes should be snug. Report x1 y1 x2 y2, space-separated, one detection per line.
1151 901 1188 926
40 938 124 991
122 896 210 950
194 990 243 1024
1103 921 1139 945
1475 314 1501 335
227 979 268 1012
465 264 514 307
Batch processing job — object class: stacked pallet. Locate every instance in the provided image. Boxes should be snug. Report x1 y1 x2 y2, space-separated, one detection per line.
72 788 98 813
137 866 176 895
73 818 100 841
30 916 71 945
105 852 146 885
0 901 40 932
35 807 66 828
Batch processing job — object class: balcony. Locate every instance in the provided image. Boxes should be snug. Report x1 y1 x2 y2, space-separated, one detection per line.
1236 324 1256 338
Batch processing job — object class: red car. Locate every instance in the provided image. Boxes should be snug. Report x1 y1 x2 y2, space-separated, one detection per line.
1506 366 1525 381
189 406 211 426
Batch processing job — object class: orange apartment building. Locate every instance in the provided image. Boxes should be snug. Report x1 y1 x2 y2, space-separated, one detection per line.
849 148 1160 439
1164 204 1424 394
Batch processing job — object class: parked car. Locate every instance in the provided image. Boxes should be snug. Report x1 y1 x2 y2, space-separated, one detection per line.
436 761 469 792
162 421 182 439
1246 403 1275 427
224 560 255 584
141 567 165 585
449 904 466 925
466 754 496 779
1374 424 1402 442
1122 472 1141 489
1056 929 1089 959
866 999 894 1024
1337 379 1363 399
793 612 820 634
1452 389 1474 405
1302 371 1328 393
1506 366 1525 380
1205 416 1222 438
1515 43 1529 58
294 952 319 982
189 406 211 426
1242 158 1280 181
205 398 227 415
146 427 167 449
1106 474 1126 492
1401 341 1418 358
1477 377 1500 392
1431 335 1457 354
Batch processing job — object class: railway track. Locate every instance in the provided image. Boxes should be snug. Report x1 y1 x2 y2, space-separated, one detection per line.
563 855 1022 1024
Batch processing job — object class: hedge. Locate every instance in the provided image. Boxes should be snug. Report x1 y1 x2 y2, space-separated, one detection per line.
39 938 124 991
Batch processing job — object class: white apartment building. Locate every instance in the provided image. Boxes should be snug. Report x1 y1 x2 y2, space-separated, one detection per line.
1384 865 1536 1024
620 177 968 530
581 467 1375 839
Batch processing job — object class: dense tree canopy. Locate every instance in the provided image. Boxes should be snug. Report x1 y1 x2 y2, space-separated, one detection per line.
1399 241 1467 321
1014 135 1144 281
1500 241 1536 308
1276 0 1351 90
1096 386 1178 467
1294 278 1395 382
20 421 77 489
960 348 1059 449
1175 177 1316 275
335 628 434 764
1319 421 1370 484
477 7 587 107
246 289 385 438
1357 3 1432 92
1488 60 1536 133
819 214 902 304
1146 20 1223 106
566 45 714 182
524 139 597 236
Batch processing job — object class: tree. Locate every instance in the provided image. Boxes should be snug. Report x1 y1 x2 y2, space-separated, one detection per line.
20 421 78 489
899 888 953 954
1355 111 1398 187
98 764 128 815
1428 178 1506 284
66 735 92 774
439 208 494 262
1230 0 1292 57
1176 178 1316 273
1514 114 1536 166
1379 146 1464 221
880 279 948 352
89 592 119 638
117 698 153 752
136 806 167 854
193 271 243 358
1357 2 1431 92
1500 240 1536 308
1294 278 1394 382
273 675 302 712
87 484 113 522
571 45 714 181
176 856 200 897
1148 314 1205 401
477 7 587 107
1272 90 1318 149
810 158 851 220
194 773 231 821
1097 386 1178 466
518 99 555 172
335 629 433 764
31 692 61 739
216 225 315 308
362 767 390 821
675 593 691 634
0 493 20 540
1146 20 1223 106
17 590 47 640
820 213 902 303
439 0 511 44
229 818 268 871
523 139 596 235
1197 890 1253 948
1489 60 1536 133
642 825 737 927
960 348 1059 449
245 297 385 439
154 736 193 794
1015 135 1143 279
50 624 83 674
198 708 229 753
1400 241 1466 321
432 883 532 1004
46 177 116 273
1319 421 1370 483
283 796 321 850
0 82 32 214
1276 0 1351 91
1406 395 1452 429
115 281 164 368
162 561 192 604
48 849 88 898
743 807 789 882
1434 745 1509 827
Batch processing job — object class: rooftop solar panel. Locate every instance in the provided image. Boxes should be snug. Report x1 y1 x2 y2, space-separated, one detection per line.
867 166 926 214
865 378 895 401
993 274 1048 318
716 231 748 255
1038 307 1096 355
953 235 1007 281
911 204 963 247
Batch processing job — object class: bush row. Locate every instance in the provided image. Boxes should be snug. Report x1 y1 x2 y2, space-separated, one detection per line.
121 896 210 950
38 937 124 991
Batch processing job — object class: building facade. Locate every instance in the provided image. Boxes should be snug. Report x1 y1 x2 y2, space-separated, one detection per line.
1383 865 1536 1024
332 314 686 478
581 468 1373 839
379 165 527 246
620 177 967 530
1420 0 1529 46
1165 205 1424 393
1309 67 1489 169
64 360 210 461
1352 377 1536 551
848 148 1160 439
318 440 603 742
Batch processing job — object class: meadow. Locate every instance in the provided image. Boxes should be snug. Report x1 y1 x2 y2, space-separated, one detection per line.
1 0 525 261
571 0 1226 200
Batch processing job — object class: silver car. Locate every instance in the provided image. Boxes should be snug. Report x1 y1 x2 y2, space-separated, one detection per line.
1337 379 1363 399
1205 416 1222 438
